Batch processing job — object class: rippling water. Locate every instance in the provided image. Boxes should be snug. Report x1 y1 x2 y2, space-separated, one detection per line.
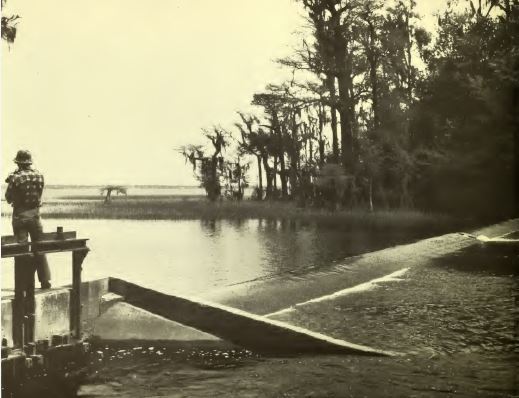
273 246 519 356
73 224 518 397
81 348 518 398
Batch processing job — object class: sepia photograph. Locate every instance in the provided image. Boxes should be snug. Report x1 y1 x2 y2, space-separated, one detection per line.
1 0 518 396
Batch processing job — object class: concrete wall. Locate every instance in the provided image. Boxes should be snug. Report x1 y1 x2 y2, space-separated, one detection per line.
80 278 110 333
34 288 71 341
93 301 220 341
1 278 109 346
1 278 218 346
1 300 13 346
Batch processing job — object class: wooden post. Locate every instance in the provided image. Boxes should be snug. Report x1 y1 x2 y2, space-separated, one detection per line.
12 257 26 348
70 249 88 340
24 260 35 345
13 255 36 348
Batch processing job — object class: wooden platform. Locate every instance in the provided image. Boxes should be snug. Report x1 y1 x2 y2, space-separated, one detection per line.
1 229 89 349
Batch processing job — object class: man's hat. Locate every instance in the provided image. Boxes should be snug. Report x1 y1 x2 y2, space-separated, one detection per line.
14 150 33 165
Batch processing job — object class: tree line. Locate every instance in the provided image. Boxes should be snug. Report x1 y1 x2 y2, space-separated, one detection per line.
186 0 517 218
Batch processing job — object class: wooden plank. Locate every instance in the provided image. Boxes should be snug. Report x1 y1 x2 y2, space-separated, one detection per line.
108 278 393 357
1 240 89 258
32 239 88 253
1 231 76 245
37 230 78 241
1 243 30 257
70 251 88 339
29 248 89 255
2 236 18 245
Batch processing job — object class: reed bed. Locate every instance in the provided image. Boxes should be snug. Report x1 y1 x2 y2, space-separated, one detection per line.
0 195 467 233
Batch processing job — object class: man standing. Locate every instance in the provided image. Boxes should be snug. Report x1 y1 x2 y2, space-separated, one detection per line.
5 150 51 289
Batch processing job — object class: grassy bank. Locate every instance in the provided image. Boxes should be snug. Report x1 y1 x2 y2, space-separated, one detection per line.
1 196 471 233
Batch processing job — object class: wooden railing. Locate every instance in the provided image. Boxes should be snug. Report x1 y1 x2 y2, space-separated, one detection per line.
1 228 89 348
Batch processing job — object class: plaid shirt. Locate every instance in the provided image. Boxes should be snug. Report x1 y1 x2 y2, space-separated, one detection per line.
5 167 45 214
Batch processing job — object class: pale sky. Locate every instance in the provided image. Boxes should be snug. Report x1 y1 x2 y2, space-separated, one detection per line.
1 0 449 186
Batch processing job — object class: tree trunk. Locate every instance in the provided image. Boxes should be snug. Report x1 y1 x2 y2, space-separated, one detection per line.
208 158 219 202
368 178 374 212
337 72 354 172
279 153 288 199
237 166 242 200
326 76 339 163
332 14 355 173
404 9 413 105
515 107 519 217
273 114 288 199
370 63 379 130
513 59 519 217
367 21 380 131
262 154 273 200
318 105 325 166
289 159 298 198
104 189 112 203
257 155 263 197
289 114 300 198
273 155 278 192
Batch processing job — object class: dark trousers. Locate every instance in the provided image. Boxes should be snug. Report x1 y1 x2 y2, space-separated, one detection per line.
12 215 51 283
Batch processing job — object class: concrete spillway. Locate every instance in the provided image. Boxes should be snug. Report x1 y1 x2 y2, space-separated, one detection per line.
2 278 393 356
107 277 393 356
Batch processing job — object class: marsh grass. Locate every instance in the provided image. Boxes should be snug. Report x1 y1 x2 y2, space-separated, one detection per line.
59 194 205 201
0 195 466 233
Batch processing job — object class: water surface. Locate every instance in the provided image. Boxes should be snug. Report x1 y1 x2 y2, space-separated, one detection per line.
2 217 422 296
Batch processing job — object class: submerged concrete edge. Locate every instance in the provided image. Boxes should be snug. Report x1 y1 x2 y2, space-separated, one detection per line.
108 277 395 357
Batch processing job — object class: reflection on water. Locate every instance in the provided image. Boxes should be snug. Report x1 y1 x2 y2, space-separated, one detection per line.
1 218 423 296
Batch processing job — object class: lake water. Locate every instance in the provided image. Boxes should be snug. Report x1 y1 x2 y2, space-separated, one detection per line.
1 217 423 295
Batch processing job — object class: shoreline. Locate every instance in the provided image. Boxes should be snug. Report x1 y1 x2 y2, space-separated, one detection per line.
1 197 478 233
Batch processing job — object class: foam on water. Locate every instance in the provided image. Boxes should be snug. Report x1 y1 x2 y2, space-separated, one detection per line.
266 267 410 317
